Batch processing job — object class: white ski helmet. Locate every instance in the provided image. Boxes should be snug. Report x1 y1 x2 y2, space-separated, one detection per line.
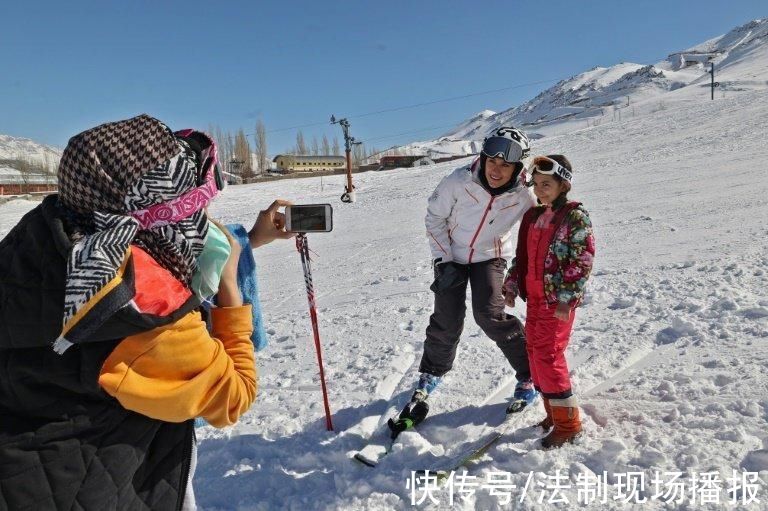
482 126 531 163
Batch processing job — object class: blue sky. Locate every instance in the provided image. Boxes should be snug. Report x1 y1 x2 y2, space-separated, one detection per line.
1 1 765 154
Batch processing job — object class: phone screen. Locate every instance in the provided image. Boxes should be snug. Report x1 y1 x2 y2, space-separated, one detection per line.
290 205 329 232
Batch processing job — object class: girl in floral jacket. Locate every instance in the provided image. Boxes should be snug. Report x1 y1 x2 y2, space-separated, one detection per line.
503 154 595 448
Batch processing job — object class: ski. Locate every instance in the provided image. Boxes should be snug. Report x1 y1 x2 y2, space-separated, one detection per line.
353 391 429 467
353 376 529 468
355 349 595 469
417 404 533 481
353 423 398 467
419 349 596 476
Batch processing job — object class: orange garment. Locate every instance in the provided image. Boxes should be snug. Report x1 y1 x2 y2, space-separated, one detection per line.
99 306 256 428
131 245 192 316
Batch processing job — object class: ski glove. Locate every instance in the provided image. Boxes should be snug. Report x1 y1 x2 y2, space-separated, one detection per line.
502 272 518 299
430 261 468 293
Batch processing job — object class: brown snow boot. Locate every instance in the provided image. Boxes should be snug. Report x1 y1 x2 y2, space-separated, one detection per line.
535 397 553 432
541 402 582 449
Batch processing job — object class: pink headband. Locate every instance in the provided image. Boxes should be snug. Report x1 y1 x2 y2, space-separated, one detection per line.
130 130 221 230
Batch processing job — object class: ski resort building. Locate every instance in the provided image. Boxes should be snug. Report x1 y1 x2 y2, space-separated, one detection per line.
272 155 346 173
0 166 57 195
668 51 720 70
378 155 429 170
375 153 474 171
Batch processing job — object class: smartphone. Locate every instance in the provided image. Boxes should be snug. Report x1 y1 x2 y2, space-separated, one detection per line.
285 204 333 233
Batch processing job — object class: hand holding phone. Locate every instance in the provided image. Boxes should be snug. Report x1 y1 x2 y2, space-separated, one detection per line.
248 199 296 248
286 204 334 233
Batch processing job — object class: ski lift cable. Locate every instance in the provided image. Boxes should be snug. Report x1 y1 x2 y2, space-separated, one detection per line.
256 77 564 137
347 78 561 120
359 122 475 162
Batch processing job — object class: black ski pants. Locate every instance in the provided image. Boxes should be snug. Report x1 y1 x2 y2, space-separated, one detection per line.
419 258 530 380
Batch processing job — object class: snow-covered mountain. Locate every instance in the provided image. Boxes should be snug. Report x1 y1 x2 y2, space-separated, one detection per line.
680 18 768 90
0 133 62 168
400 18 768 155
370 110 495 161
441 109 496 141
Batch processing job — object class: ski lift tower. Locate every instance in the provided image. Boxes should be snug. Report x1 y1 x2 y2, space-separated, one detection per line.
709 62 719 101
330 115 360 203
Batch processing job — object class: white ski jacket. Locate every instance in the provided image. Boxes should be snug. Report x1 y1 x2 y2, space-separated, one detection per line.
425 159 536 265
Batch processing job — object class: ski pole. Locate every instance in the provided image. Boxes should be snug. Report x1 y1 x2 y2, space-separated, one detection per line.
296 234 334 431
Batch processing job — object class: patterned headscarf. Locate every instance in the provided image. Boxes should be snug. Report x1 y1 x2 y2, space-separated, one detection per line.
55 114 208 352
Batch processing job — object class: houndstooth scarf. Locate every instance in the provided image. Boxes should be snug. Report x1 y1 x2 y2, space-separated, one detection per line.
55 114 208 352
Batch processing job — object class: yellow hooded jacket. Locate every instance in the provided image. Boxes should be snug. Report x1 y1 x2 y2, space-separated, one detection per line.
98 246 257 427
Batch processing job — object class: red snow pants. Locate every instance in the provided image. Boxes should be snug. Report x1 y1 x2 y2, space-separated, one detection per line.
525 214 576 398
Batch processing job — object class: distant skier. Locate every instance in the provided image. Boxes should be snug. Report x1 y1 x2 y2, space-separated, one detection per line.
390 127 537 436
503 154 595 448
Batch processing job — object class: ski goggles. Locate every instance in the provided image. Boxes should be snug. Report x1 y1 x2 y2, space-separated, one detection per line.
175 129 226 191
130 130 224 230
529 156 572 183
481 136 529 163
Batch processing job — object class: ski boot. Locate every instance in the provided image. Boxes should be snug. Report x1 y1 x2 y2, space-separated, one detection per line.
534 397 553 431
541 403 582 449
506 377 538 414
387 373 441 439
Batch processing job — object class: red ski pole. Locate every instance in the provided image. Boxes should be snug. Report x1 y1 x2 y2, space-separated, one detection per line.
296 234 334 431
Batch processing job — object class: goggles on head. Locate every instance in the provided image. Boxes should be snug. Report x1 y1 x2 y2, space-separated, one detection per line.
175 129 226 191
529 156 572 184
481 136 528 164
130 130 224 230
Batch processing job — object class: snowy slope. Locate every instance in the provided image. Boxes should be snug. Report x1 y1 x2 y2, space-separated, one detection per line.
680 18 768 92
400 18 768 155
193 88 768 511
0 134 62 167
4 86 766 510
196 86 768 509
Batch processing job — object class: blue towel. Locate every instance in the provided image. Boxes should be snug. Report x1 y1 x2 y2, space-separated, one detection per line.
216 223 268 351
197 224 268 429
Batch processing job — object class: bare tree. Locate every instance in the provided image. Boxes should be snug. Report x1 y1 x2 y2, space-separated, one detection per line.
321 135 330 155
332 136 340 156
43 153 56 182
234 128 254 181
224 130 235 170
311 136 319 156
213 125 235 173
254 119 268 175
295 130 307 155
13 155 36 193
352 143 365 167
364 146 381 166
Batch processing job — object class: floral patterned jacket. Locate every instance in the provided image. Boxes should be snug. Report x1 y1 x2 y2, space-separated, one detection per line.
505 201 595 308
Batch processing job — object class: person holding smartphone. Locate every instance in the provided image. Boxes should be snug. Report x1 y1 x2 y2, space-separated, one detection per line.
392 127 538 434
0 115 292 511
